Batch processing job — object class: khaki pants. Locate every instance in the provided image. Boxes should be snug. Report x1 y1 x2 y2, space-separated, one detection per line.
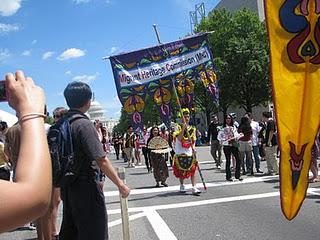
124 147 134 165
265 146 278 173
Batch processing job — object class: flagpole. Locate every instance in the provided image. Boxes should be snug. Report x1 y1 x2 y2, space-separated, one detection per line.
152 24 162 44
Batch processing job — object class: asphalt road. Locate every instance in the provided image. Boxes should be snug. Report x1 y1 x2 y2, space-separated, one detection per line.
1 146 320 240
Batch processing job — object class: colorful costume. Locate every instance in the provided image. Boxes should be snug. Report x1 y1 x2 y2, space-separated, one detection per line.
173 124 198 179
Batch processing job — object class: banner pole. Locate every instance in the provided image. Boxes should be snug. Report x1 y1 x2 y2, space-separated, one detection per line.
152 24 162 44
117 167 130 240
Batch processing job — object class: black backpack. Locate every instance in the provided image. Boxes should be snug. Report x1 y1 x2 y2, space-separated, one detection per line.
47 114 85 187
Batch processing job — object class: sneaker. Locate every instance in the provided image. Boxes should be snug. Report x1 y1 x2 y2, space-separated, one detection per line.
155 182 160 188
161 182 168 187
131 163 135 167
216 165 221 169
226 178 233 182
26 223 36 230
192 187 201 195
256 169 264 174
179 184 186 193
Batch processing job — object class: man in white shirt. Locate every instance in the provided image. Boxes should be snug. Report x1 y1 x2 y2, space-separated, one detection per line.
245 112 263 173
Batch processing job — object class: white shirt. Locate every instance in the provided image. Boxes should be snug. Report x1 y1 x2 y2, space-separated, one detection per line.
217 125 241 146
174 138 193 156
250 120 261 146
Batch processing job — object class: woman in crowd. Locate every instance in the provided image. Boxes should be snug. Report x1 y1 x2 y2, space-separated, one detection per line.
218 114 243 181
238 116 253 175
147 126 169 187
0 70 51 232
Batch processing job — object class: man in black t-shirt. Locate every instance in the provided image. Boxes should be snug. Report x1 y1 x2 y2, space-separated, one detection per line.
208 115 222 169
262 111 279 175
59 82 130 240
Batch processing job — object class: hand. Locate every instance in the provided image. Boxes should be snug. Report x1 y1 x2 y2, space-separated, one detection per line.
5 71 45 118
119 183 130 198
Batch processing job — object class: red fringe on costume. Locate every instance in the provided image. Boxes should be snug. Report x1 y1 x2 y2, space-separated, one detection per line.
173 162 198 179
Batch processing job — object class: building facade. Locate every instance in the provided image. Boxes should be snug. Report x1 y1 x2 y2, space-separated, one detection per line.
215 0 265 20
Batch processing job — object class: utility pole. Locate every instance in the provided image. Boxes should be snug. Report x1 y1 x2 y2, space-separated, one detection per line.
189 2 206 34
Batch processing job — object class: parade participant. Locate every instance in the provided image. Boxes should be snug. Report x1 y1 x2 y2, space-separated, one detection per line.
141 127 152 172
0 70 51 232
112 133 121 160
147 126 170 187
208 115 222 169
123 125 136 167
134 131 143 166
59 81 130 240
173 108 201 195
218 114 243 181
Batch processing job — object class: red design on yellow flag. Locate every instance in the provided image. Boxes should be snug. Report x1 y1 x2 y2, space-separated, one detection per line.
264 0 320 220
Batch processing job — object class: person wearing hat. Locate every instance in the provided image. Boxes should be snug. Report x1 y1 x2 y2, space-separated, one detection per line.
172 108 201 195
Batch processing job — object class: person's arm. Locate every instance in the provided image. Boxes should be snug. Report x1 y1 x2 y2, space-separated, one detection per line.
0 71 51 232
96 156 130 198
176 124 186 141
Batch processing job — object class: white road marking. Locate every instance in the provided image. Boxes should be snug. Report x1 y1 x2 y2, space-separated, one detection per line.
104 175 279 197
108 212 145 228
144 210 177 240
108 188 319 215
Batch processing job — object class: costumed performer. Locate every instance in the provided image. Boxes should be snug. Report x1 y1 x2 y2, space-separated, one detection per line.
173 108 201 195
147 126 169 187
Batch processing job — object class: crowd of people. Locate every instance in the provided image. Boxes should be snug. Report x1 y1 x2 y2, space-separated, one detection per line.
0 70 319 240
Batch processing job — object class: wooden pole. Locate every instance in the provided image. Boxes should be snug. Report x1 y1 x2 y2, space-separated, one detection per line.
117 167 130 240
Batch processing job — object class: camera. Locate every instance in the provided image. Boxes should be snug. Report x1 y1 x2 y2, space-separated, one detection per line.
0 81 7 102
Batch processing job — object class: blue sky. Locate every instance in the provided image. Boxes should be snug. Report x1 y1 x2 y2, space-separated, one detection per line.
0 0 219 119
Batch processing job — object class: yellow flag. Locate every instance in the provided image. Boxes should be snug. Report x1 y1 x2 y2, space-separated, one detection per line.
264 0 320 220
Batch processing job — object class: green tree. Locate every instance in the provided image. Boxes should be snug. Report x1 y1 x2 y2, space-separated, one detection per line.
113 108 129 133
193 80 218 125
196 8 271 113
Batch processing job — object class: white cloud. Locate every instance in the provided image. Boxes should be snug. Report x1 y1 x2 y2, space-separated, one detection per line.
22 50 31 56
110 47 118 54
0 49 11 62
0 23 19 34
0 0 22 16
72 72 99 83
42 51 55 60
65 70 72 75
72 0 91 4
31 40 37 45
57 48 85 61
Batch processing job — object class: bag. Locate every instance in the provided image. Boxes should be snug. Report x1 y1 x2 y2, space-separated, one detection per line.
0 164 10 181
47 114 85 187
